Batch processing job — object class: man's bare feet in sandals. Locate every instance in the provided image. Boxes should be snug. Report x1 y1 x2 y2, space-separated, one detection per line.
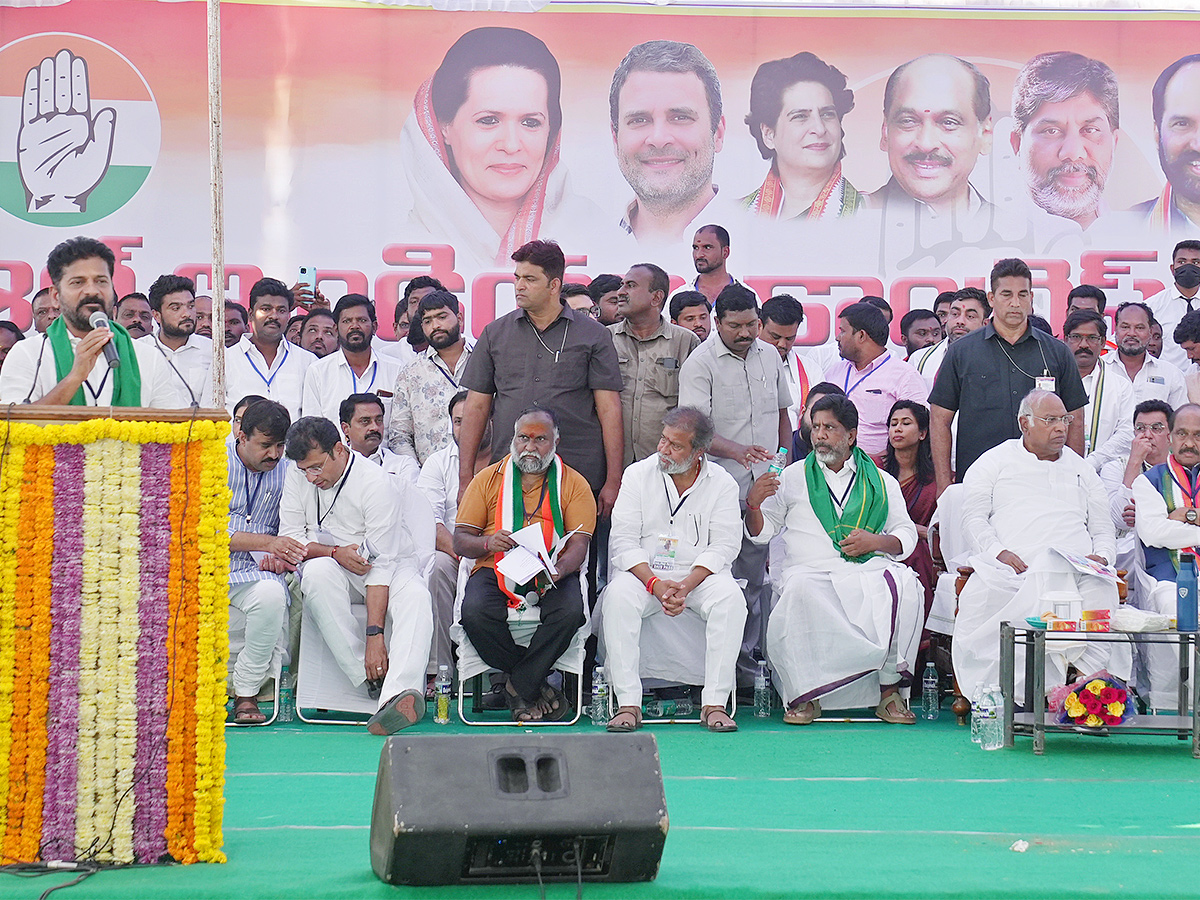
876 687 916 724
606 706 641 732
537 683 569 721
701 705 737 732
233 696 266 724
505 679 543 723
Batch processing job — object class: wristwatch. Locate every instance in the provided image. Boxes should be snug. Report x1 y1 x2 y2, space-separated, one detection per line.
1187 509 1198 524
365 625 385 637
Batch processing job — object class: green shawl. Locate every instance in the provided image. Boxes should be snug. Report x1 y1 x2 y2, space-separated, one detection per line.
47 315 142 406
804 446 890 563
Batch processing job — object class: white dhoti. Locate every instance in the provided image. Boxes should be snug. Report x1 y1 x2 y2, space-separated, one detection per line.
953 550 1124 699
767 558 923 709
300 557 434 712
600 570 747 710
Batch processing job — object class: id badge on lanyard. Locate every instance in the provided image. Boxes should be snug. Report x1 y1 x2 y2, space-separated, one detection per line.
1035 374 1056 393
650 534 679 573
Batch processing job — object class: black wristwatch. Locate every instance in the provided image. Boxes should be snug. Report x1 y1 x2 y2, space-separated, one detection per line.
365 625 385 637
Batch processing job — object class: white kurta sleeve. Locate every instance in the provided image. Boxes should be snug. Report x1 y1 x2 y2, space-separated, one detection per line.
1081 464 1117 563
1087 377 1134 474
961 449 1005 561
1133 472 1200 550
746 465 793 545
609 467 650 572
1098 458 1134 536
362 473 403 588
692 473 742 574
279 465 309 544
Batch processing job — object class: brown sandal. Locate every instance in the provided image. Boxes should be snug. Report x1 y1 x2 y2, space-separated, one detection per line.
505 679 543 723
783 699 821 725
606 706 642 732
233 696 266 724
875 691 916 724
701 705 738 733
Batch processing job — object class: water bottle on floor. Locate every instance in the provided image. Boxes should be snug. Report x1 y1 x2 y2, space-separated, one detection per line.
434 665 452 725
921 662 939 720
590 667 609 725
645 698 693 718
754 660 772 718
980 686 1004 751
277 665 294 724
970 682 984 744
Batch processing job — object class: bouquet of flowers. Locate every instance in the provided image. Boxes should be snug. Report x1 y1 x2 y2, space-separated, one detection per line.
1055 670 1132 728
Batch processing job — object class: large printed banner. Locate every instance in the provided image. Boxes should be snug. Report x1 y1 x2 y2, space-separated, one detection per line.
2 0 1200 345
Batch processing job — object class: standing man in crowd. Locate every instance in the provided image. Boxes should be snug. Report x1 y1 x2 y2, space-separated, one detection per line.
0 238 175 407
1147 241 1200 373
302 294 401 427
339 393 419 484
588 275 624 327
194 294 213 340
281 417 434 736
679 283 791 682
759 294 822 431
144 273 213 408
1063 308 1134 471
225 300 249 348
911 287 990 390
692 225 738 304
670 291 712 342
29 286 59 335
299 309 337 359
900 309 941 360
225 278 316 420
1104 301 1188 408
115 292 153 339
610 263 700 466
226 400 297 724
930 258 1087 492
0 323 24 373
388 290 473 466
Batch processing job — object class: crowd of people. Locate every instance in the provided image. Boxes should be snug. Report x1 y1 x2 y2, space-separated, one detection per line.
8 230 1200 735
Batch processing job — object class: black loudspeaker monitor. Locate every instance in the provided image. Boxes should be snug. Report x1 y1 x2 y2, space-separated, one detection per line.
370 732 668 886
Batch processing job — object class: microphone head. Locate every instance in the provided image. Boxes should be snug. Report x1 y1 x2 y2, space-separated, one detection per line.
88 310 111 330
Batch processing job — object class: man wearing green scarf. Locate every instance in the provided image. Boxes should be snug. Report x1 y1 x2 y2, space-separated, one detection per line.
0 237 175 408
746 394 924 726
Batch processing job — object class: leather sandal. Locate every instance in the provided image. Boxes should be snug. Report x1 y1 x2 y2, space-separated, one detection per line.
783 699 821 725
701 705 738 733
606 706 642 732
505 679 543 723
875 691 916 724
233 696 266 724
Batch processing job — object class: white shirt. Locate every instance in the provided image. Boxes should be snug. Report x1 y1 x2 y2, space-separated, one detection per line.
368 445 420 485
962 438 1115 564
911 338 947 392
1080 363 1135 472
373 336 418 369
302 348 402 428
1099 455 1149 557
225 334 315 420
749 455 916 566
780 347 824 432
138 332 213 408
1101 351 1187 410
1145 286 1195 373
417 442 459 527
609 454 743 576
279 452 410 587
0 328 179 408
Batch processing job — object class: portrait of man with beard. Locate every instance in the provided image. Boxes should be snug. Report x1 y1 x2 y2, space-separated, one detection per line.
1135 53 1200 232
1010 52 1119 231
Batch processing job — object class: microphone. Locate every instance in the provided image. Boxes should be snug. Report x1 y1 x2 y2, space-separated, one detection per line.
88 310 121 369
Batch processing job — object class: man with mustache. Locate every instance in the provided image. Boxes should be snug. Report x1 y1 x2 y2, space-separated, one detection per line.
340 393 419 485
455 407 595 722
1134 54 1200 232
746 394 924 725
0 237 176 407
224 278 316 420
387 290 473 466
225 300 248 348
679 283 791 685
1063 308 1134 472
870 55 995 237
1011 52 1119 231
142 273 213 408
302 294 402 431
115 292 154 339
1103 301 1188 410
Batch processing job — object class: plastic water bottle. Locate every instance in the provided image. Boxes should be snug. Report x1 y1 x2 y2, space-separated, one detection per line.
921 662 940 720
590 667 609 725
970 683 984 744
767 447 788 475
754 660 772 718
1178 553 1199 633
434 665 452 724
979 686 1004 751
277 665 295 724
645 698 693 718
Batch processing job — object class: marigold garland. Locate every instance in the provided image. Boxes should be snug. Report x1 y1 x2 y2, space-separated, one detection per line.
0 417 228 866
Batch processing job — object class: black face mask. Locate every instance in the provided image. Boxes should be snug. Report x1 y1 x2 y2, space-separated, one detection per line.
1176 264 1200 290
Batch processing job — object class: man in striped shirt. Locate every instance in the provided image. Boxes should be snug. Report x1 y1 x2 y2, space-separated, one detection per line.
228 400 303 724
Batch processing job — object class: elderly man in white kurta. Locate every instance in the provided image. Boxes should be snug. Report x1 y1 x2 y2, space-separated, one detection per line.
954 390 1120 699
280 417 434 736
746 394 923 725
601 407 746 734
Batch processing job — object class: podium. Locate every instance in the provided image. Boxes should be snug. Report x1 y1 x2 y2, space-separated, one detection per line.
0 407 231 865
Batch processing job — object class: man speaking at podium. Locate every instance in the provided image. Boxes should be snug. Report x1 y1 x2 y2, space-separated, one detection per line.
0 237 176 407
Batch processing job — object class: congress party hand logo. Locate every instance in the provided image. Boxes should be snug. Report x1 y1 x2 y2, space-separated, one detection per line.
19 49 116 214
0 35 159 226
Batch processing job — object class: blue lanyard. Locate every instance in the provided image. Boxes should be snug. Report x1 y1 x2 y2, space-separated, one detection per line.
843 354 890 395
351 360 378 394
433 360 458 389
244 342 288 390
242 466 263 525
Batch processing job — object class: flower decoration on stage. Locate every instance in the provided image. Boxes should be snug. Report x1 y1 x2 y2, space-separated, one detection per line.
1056 670 1131 728
0 418 229 866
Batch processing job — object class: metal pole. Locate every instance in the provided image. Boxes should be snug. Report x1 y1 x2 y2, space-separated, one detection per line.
207 0 226 409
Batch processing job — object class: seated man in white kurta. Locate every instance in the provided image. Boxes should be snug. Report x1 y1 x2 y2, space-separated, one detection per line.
280 416 434 735
601 407 746 734
954 390 1121 699
746 394 923 725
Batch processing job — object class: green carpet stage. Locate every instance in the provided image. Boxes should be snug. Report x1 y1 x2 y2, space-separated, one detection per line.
8 712 1200 900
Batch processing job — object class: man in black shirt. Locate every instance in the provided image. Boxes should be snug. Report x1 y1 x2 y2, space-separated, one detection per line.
929 258 1088 494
